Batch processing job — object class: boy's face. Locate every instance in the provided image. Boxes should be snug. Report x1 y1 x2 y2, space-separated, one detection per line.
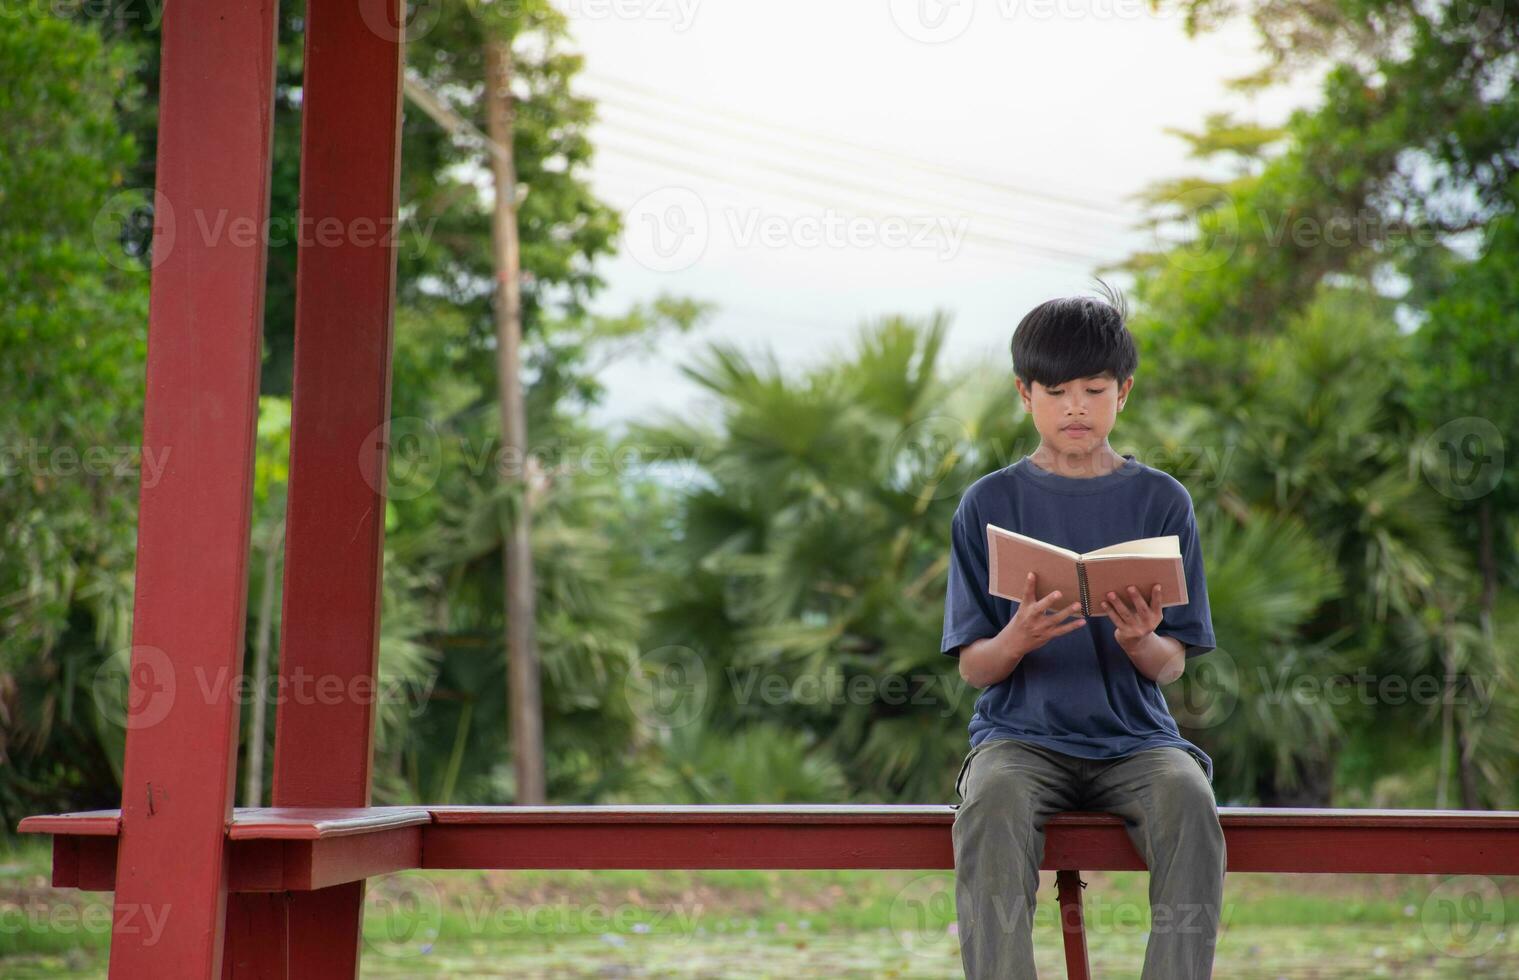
1016 372 1132 455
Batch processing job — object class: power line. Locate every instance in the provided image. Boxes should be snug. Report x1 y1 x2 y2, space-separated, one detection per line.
401 71 1118 266
584 86 1132 244
589 110 1126 254
580 71 1133 218
589 138 1114 265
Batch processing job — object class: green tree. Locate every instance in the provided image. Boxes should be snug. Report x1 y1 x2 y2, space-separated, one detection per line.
1118 0 1519 804
0 7 148 830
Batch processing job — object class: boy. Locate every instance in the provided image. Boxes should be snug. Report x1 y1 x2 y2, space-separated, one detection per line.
942 281 1225 979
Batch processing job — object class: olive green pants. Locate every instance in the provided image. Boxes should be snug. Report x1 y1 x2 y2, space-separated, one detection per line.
951 737 1227 979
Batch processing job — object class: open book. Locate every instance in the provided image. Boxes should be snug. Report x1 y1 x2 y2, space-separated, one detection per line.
985 524 1188 618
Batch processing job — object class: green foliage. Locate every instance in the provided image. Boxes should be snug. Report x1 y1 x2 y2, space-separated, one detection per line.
0 7 148 831
1125 0 1519 803
623 315 1022 802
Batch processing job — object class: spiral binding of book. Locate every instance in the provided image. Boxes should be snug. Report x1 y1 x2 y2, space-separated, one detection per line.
1076 561 1091 616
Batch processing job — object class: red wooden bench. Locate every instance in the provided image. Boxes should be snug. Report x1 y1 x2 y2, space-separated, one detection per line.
21 2 1519 977
22 804 1519 977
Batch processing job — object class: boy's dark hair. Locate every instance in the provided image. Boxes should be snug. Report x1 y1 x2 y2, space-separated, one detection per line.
1010 278 1138 389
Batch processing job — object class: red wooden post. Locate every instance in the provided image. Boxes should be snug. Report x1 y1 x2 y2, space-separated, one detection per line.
105 2 281 976
222 895 289 977
1057 869 1091 980
263 0 406 976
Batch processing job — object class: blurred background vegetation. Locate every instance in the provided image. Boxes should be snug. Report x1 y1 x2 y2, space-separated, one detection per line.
3 0 1519 848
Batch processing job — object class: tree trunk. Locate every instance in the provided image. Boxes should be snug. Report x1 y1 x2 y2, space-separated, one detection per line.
484 36 546 804
1456 498 1502 808
244 519 282 807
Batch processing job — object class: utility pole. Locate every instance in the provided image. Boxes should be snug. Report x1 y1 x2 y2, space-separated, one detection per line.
483 35 546 804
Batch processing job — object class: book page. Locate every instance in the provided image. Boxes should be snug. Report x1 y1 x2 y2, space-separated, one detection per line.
987 524 1082 560
1081 535 1180 559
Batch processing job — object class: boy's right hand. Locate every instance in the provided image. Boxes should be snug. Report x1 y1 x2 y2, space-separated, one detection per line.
1003 572 1087 656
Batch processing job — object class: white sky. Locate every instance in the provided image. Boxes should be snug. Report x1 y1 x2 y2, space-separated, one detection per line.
556 1 1319 436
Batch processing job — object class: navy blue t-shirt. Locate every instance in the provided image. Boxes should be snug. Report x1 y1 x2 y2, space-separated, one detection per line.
941 452 1218 780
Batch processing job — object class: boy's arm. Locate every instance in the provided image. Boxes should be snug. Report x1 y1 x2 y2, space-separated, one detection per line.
958 631 1026 688
1120 627 1186 684
941 502 1004 664
1149 490 1216 659
960 573 1088 688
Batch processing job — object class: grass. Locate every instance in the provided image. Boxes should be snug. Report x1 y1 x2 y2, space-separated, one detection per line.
4 840 1516 977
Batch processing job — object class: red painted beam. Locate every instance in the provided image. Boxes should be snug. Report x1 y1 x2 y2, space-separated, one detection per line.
48 831 422 895
227 807 432 841
420 806 1519 873
1056 869 1091 980
222 894 288 979
27 805 1519 891
260 2 405 976
18 810 121 836
104 1 281 976
270 0 405 813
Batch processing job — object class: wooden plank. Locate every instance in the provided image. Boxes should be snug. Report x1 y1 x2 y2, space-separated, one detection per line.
106 1 281 976
269 0 405 812
18 810 122 836
426 804 955 824
35 804 1519 834
423 821 955 870
1056 870 1090 980
25 805 1519 890
427 804 1519 828
222 893 289 979
419 806 1519 873
300 827 422 890
228 807 432 841
265 2 406 974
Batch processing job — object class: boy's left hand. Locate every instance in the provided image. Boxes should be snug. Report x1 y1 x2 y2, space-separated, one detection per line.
1103 584 1163 653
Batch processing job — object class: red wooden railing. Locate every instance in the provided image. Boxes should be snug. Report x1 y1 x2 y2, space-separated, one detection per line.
22 804 1519 978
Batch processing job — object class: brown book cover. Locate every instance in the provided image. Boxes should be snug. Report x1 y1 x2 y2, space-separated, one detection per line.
985 524 1188 618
